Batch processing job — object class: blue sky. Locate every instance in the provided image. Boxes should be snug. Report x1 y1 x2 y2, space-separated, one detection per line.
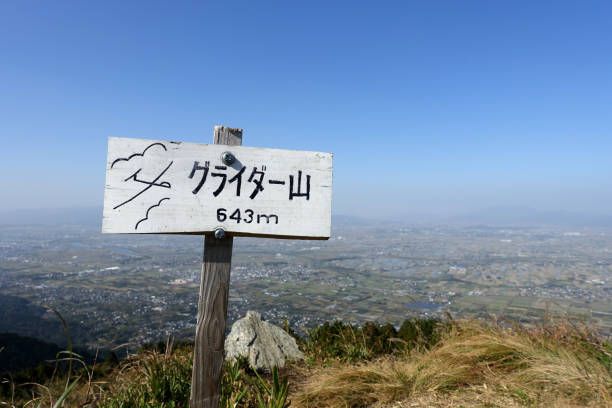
1 1 611 216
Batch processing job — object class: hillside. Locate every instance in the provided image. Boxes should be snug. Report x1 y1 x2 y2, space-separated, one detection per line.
0 333 64 374
1 318 611 407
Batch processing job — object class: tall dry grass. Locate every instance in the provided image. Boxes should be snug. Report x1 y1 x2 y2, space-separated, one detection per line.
5 317 611 407
293 320 612 408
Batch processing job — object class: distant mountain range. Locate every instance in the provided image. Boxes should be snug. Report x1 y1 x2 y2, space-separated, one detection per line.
335 207 612 228
445 206 612 228
1 206 611 229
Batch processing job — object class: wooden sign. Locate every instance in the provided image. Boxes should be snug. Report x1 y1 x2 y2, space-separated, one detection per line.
102 137 333 239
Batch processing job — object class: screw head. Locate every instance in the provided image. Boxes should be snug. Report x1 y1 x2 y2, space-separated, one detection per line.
214 228 226 240
221 151 235 165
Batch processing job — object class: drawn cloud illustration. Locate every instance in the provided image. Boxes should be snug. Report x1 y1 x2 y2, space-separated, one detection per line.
111 142 167 169
135 197 170 230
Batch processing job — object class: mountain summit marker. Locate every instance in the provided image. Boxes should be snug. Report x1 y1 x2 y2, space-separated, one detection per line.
102 126 333 408
103 135 332 239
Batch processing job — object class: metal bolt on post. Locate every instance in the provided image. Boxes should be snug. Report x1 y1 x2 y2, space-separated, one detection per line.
214 228 226 240
221 152 235 165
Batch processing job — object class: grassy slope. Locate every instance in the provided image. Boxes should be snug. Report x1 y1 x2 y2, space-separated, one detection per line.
294 321 612 407
2 319 611 408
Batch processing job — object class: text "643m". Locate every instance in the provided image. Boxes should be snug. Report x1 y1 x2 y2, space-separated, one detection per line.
216 208 279 224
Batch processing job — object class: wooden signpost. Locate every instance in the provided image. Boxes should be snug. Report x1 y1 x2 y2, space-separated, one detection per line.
102 126 333 408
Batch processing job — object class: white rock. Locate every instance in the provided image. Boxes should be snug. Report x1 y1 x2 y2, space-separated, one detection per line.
225 311 304 371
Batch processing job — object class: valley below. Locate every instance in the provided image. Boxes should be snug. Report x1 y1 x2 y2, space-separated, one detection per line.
1 219 611 353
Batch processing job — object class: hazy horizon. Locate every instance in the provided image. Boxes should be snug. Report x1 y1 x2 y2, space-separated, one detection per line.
2 205 611 230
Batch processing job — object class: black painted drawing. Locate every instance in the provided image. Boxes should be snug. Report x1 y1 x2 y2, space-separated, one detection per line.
113 161 173 210
111 142 173 229
135 197 170 230
111 142 167 168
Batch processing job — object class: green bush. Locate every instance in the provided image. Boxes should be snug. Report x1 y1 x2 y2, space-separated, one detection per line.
303 318 444 362
397 317 442 349
254 366 290 408
99 350 192 408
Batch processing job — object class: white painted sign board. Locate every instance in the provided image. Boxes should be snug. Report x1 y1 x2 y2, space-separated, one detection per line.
102 137 333 239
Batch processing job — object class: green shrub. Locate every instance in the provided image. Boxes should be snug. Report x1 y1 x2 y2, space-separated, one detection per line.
397 318 442 349
303 318 444 363
99 346 192 408
254 366 290 408
220 360 248 408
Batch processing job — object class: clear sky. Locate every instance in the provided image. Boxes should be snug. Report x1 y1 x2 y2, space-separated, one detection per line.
1 1 611 217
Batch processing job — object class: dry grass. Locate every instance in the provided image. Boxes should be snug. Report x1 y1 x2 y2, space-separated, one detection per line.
293 320 612 408
5 319 611 407
5 343 194 407
93 342 194 407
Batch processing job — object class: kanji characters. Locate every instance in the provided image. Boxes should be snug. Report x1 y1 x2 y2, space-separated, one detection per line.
289 170 310 200
188 162 311 201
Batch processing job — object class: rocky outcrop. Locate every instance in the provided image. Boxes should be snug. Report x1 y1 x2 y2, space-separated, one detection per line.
224 311 304 371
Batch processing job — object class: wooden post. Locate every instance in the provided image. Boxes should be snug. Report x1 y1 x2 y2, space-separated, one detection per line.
190 126 242 408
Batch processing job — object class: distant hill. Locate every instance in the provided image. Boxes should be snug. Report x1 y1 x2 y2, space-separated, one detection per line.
0 208 381 229
2 206 611 229
0 295 66 346
331 214 382 227
447 206 612 228
0 295 91 353
1 208 365 229
0 333 63 374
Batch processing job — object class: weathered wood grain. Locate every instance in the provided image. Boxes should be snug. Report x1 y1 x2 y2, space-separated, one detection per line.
190 126 241 408
102 135 333 239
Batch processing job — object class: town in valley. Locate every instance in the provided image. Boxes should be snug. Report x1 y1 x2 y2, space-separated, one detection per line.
1 212 611 353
